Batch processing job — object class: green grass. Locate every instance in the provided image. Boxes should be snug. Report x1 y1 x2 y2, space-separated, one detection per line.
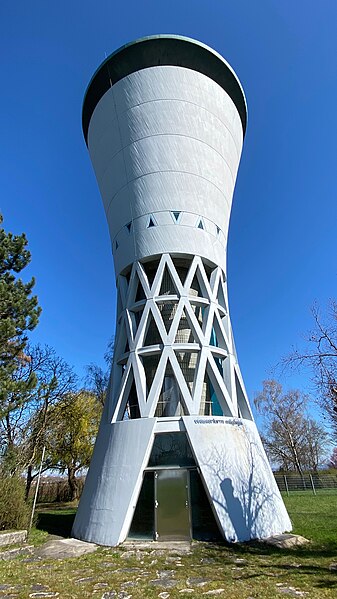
0 494 336 598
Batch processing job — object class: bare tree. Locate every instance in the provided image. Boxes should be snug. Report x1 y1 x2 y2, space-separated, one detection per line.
283 301 337 431
254 380 329 474
85 337 114 406
0 344 77 495
22 345 78 498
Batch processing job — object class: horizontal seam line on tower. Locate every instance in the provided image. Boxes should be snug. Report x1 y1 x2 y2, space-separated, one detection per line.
88 96 242 158
105 169 231 217
96 132 237 185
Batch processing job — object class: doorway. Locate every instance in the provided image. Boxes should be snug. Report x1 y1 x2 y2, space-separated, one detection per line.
155 469 191 541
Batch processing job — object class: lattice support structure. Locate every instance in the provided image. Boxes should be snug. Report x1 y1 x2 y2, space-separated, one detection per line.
72 35 291 546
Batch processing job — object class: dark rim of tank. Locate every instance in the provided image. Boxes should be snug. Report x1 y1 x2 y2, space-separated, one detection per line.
82 34 247 144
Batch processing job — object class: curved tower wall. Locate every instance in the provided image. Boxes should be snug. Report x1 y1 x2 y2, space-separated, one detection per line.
72 36 291 547
87 64 242 276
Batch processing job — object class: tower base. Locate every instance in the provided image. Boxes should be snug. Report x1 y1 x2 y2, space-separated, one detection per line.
72 414 291 546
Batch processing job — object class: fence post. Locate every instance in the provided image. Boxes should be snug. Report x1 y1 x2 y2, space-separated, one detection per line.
284 474 289 496
309 473 316 496
28 445 46 534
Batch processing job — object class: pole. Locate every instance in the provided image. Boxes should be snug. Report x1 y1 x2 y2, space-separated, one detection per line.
309 473 316 496
284 474 289 497
28 445 46 532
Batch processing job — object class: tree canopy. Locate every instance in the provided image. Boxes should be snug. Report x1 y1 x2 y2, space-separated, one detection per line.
0 214 41 417
254 379 329 473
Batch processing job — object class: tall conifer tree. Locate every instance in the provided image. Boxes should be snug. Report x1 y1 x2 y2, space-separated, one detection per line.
0 214 41 418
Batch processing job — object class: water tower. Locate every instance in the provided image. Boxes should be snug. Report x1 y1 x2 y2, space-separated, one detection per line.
72 35 291 545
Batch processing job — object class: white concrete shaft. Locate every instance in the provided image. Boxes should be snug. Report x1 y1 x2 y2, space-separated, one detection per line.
72 39 292 546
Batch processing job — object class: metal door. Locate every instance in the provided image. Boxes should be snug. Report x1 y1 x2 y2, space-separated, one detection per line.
155 469 191 541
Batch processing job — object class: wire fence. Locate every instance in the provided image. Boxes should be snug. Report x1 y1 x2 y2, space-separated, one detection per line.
274 472 337 495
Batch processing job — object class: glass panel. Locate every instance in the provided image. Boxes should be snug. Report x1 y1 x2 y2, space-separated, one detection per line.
154 363 186 417
189 470 222 541
158 300 178 333
128 472 154 539
199 372 223 416
148 433 195 468
155 469 190 541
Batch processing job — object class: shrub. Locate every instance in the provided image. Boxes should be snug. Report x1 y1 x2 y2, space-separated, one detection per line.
0 476 30 530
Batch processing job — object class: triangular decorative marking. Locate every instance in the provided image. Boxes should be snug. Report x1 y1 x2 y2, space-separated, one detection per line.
126 221 132 232
197 218 204 230
148 215 156 228
171 211 181 222
234 368 253 420
115 240 119 250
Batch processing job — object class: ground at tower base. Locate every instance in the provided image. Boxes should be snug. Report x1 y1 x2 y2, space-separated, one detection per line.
0 492 336 598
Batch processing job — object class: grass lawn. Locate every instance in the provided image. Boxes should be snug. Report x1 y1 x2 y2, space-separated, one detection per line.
0 493 336 598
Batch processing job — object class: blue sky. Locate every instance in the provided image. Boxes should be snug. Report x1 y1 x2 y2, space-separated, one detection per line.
1 0 336 405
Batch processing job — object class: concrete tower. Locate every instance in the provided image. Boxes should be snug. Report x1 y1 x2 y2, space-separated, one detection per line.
72 35 291 546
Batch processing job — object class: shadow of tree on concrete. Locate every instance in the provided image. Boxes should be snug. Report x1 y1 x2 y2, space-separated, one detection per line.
199 427 290 542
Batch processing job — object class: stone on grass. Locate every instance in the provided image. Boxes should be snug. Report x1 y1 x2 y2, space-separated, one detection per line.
158 593 170 599
262 534 310 549
29 594 59 598
0 530 27 547
0 546 34 560
157 570 175 578
150 579 178 588
187 577 209 587
35 538 97 559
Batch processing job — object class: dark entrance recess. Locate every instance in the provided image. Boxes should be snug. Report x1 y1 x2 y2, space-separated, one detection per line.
128 433 222 541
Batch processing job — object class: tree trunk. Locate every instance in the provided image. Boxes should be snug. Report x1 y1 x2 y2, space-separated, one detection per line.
67 466 79 501
25 465 33 501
